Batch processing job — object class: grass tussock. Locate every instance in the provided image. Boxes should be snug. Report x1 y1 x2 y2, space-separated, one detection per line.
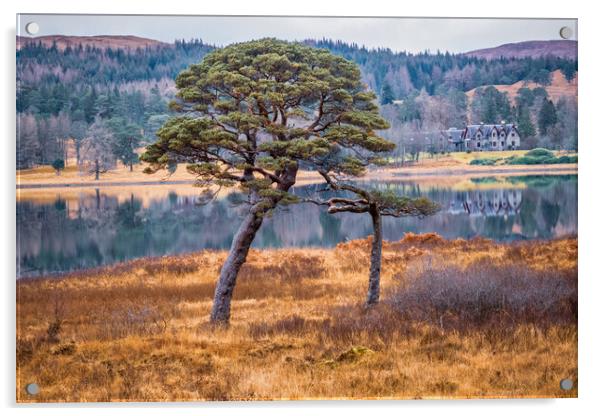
17 234 577 402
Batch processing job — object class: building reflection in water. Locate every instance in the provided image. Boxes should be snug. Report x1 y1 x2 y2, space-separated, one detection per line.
449 189 522 217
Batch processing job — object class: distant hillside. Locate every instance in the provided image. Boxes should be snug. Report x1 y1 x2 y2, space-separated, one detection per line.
464 40 577 60
16 35 168 51
16 36 580 168
465 69 578 104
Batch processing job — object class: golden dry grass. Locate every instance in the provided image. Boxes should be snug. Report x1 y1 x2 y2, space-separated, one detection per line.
16 234 577 402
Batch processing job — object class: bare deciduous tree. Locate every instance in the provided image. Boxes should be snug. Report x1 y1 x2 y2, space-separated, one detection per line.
81 117 116 180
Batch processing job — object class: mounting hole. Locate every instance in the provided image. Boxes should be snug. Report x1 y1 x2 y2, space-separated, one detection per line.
559 26 573 40
560 378 574 390
25 383 40 395
25 22 39 35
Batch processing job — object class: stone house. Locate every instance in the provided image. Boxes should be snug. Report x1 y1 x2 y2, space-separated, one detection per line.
442 122 521 151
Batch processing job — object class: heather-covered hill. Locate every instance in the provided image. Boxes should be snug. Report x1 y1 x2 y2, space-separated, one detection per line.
464 40 577 60
17 35 167 51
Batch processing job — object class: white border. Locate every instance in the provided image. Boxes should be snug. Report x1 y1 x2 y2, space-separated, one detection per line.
2 1 601 415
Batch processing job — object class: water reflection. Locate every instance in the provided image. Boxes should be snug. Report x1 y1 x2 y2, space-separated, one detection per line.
16 175 577 277
450 189 522 216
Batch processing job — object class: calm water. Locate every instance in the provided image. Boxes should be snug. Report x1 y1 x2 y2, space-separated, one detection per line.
17 175 577 277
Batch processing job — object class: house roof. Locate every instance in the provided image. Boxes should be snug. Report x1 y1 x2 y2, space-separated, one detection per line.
463 123 517 139
442 128 463 143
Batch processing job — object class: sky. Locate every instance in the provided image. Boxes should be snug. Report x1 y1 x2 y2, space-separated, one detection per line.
17 14 577 54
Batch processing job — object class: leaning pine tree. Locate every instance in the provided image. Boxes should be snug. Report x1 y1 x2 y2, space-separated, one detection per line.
308 164 439 306
141 39 394 325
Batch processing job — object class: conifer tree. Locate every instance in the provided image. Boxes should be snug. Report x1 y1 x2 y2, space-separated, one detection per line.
538 98 558 136
142 39 394 324
107 117 143 171
380 82 395 105
307 149 438 306
517 104 536 138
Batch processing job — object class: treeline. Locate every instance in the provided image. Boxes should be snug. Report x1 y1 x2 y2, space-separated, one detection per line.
17 39 212 94
16 39 213 169
16 86 171 170
16 38 578 170
308 39 577 99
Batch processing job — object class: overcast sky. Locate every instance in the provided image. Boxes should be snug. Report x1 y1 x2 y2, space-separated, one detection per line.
17 14 577 53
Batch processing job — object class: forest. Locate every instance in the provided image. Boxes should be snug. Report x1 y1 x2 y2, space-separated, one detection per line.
16 38 578 170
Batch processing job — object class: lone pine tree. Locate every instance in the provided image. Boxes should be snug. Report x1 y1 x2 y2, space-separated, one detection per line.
141 39 393 325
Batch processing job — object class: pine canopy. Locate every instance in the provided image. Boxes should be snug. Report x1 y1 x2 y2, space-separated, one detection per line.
141 39 393 208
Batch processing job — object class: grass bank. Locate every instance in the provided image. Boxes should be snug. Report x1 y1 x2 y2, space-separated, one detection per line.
16 150 577 189
17 234 577 402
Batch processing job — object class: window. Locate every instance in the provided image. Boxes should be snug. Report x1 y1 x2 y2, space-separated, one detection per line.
477 142 481 148
501 141 504 147
512 141 515 146
493 142 497 147
511 133 515 137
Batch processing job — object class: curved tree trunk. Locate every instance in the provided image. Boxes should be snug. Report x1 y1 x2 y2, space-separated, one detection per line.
210 164 298 325
366 204 383 307
210 206 264 325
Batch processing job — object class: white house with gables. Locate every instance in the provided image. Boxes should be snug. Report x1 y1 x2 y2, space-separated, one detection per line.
442 122 520 152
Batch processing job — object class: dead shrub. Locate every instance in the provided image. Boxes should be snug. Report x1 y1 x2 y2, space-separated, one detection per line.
320 303 412 345
387 259 577 331
46 318 62 343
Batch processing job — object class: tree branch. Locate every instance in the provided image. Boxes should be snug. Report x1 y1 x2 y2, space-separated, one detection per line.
248 166 283 184
327 205 369 214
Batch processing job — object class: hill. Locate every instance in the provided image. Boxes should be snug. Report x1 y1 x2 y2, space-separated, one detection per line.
464 40 577 60
465 69 578 104
16 36 579 168
16 35 167 51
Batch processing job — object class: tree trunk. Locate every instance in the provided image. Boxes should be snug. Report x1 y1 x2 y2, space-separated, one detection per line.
94 159 100 180
366 204 383 307
129 161 133 172
75 141 80 166
210 206 265 325
210 162 298 325
401 145 405 167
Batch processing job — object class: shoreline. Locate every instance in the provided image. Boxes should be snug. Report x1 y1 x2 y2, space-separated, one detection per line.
18 234 578 281
16 163 577 190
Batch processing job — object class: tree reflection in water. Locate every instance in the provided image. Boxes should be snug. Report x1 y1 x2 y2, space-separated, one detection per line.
17 175 577 277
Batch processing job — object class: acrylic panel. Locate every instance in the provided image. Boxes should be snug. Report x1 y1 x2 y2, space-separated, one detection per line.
16 14 578 402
